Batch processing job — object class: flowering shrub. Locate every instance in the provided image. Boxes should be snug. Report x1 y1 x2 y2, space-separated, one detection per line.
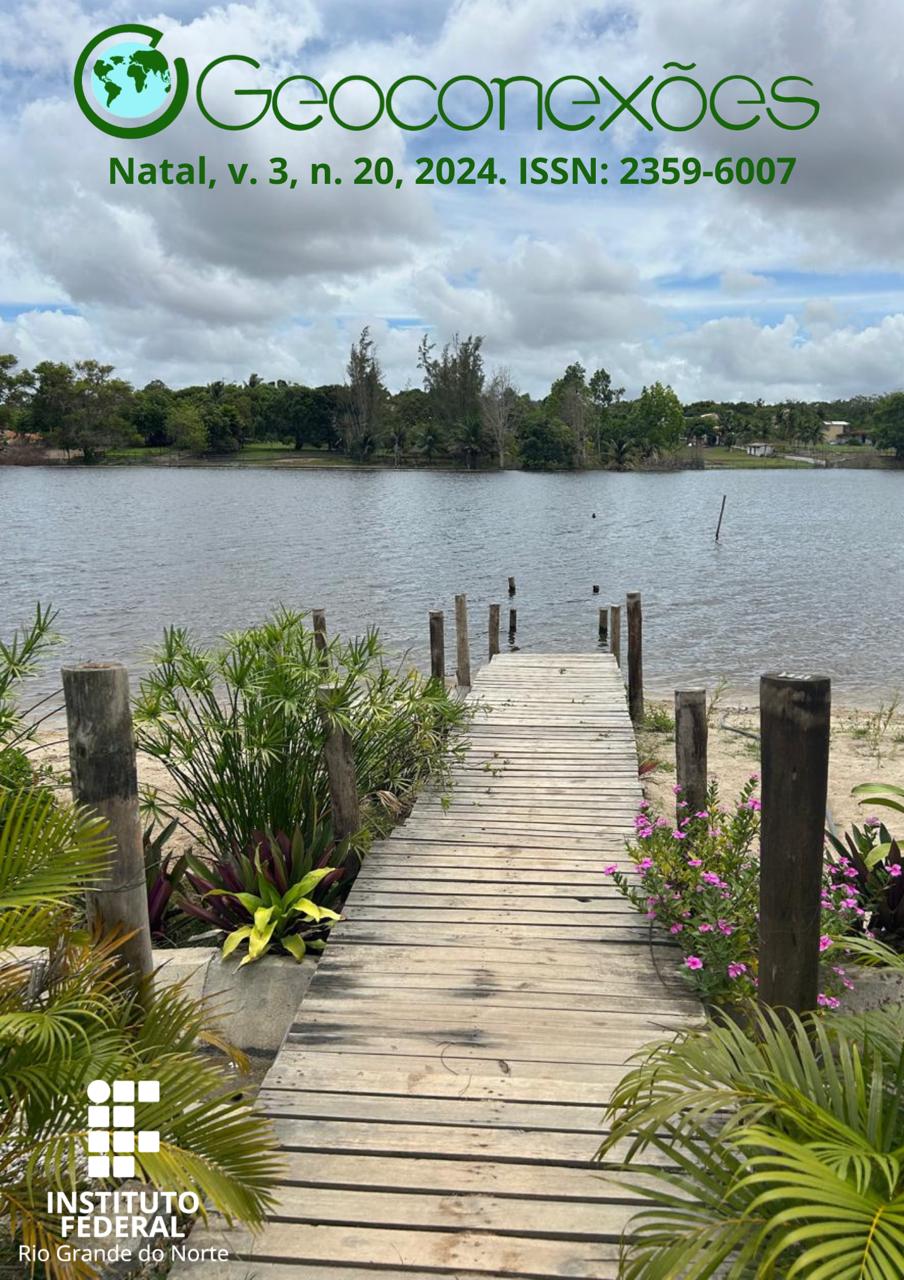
826 813 904 950
607 777 860 1007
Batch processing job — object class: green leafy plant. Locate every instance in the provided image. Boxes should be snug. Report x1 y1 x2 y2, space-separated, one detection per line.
180 825 347 964
608 781 859 1006
0 786 282 1277
598 1003 904 1279
134 609 469 860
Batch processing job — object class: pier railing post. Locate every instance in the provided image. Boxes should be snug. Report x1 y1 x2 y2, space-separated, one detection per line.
455 594 471 688
317 686 362 882
429 610 445 681
61 662 153 989
609 604 621 667
626 592 643 723
488 604 500 659
311 609 328 666
508 577 516 596
758 673 831 1017
675 689 708 817
598 608 608 643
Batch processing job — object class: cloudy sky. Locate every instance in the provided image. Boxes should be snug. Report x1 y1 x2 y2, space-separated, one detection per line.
1 0 903 400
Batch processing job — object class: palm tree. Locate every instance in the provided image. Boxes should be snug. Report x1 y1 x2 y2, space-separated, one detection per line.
597 1002 904 1278
0 787 282 1276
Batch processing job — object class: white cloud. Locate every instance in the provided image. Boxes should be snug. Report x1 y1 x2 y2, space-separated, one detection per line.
0 0 903 400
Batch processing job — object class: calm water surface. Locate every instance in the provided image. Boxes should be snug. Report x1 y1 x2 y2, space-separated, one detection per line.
2 465 902 706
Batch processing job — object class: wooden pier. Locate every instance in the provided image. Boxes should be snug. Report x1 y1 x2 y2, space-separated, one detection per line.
175 652 698 1279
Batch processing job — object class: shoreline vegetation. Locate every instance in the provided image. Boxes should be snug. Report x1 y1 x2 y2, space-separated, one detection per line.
1 333 903 471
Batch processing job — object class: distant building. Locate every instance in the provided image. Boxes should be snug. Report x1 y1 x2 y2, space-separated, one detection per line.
823 420 872 446
823 421 849 442
745 442 774 457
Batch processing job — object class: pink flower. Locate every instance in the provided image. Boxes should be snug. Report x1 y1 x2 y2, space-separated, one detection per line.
698 923 714 933
746 797 762 812
701 872 724 887
695 810 708 819
673 785 683 795
669 923 683 934
727 962 747 978
638 858 653 871
819 934 833 952
685 955 703 970
817 993 840 1009
717 920 734 936
672 830 686 840
638 800 650 810
749 773 760 783
603 864 618 875
889 865 902 878
687 857 703 867
864 817 881 827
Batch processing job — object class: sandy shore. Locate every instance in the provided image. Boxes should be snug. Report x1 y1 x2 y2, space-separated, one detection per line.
639 700 904 834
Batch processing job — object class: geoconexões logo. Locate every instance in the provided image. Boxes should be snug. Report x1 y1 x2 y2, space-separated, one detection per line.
73 24 188 138
86 1078 161 1179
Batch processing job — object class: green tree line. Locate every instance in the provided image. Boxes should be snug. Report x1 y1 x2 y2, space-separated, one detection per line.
1 339 903 467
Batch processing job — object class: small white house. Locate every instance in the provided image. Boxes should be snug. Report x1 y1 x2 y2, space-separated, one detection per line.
745 441 774 457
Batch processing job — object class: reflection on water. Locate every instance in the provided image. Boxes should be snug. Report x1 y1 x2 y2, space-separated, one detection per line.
2 464 902 706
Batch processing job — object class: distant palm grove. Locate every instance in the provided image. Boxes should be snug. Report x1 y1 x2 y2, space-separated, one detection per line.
1 330 903 467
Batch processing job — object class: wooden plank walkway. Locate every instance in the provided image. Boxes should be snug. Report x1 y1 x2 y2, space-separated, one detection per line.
176 653 698 1280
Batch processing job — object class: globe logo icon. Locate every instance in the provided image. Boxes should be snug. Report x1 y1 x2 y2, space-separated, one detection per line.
90 41 172 119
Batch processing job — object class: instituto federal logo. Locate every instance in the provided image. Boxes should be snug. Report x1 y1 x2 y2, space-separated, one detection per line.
73 24 189 138
86 1079 160 1179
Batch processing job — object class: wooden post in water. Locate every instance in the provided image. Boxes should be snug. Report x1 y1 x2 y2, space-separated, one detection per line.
318 685 362 882
488 604 500 659
455 594 471 688
508 577 516 596
61 663 153 989
609 604 621 667
508 607 517 638
626 592 643 722
311 609 328 665
429 611 445 681
715 494 727 542
598 607 608 642
675 689 708 817
758 673 831 1017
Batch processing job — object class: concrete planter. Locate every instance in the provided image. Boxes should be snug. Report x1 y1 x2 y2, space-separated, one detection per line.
151 947 318 1055
843 964 904 1014
13 945 317 1057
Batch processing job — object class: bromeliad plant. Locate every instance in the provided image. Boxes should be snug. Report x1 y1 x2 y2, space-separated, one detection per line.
608 779 860 1006
597 1002 904 1279
179 823 348 964
134 609 470 860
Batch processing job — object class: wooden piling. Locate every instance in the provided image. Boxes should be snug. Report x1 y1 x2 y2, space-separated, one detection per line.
598 608 608 642
455 594 471 688
312 609 328 664
675 689 708 817
715 494 727 542
508 577 516 596
609 604 621 667
758 673 831 1017
592 585 600 595
508 607 517 636
626 592 643 723
488 604 500 659
62 662 153 988
318 685 362 882
429 611 445 681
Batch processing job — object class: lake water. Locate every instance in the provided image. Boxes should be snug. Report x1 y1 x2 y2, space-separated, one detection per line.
2 465 902 708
